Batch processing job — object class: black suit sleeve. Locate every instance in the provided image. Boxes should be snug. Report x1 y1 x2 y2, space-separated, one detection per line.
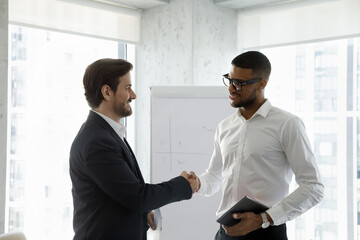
84 137 192 212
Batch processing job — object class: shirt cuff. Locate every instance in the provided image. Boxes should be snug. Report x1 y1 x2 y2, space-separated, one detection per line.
266 204 288 226
196 175 207 196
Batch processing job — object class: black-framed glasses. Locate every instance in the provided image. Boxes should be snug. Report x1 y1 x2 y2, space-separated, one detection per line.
222 73 262 91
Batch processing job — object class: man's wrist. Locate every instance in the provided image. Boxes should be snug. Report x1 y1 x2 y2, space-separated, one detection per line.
265 212 274 225
260 212 270 229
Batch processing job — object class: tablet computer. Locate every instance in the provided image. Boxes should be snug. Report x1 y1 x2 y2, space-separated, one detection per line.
216 196 269 226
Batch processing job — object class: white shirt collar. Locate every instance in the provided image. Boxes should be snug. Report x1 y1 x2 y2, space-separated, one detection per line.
237 99 271 121
254 99 271 118
91 110 126 140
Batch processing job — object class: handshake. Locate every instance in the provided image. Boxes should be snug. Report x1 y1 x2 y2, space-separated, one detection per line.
180 171 200 195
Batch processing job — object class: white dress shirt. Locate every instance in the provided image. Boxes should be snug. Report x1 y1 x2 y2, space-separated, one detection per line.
91 110 126 141
198 100 324 225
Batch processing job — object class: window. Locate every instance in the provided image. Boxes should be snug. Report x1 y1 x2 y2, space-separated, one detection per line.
7 25 132 240
261 37 360 240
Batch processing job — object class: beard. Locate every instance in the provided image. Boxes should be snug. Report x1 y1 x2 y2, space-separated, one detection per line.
113 100 133 118
230 88 257 108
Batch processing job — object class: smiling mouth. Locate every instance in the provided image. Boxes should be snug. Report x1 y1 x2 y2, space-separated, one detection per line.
229 94 240 100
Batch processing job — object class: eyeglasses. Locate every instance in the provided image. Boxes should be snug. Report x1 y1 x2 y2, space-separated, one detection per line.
222 73 262 91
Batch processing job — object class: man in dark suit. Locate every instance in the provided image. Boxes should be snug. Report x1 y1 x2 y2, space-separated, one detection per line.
70 58 198 240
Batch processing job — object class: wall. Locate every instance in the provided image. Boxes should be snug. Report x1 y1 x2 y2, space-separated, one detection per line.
0 0 8 234
135 0 237 181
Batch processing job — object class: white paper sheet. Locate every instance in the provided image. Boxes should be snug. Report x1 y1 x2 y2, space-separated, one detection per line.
147 208 162 240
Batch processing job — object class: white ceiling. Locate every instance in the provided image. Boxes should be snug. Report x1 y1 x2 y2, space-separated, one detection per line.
90 0 169 9
215 0 336 9
216 0 305 9
71 0 336 10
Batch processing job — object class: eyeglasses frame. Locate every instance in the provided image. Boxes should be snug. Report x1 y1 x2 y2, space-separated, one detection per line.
222 73 262 91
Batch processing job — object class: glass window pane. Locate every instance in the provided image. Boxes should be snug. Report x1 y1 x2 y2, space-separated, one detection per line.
357 38 360 111
262 37 360 240
8 24 130 240
313 117 338 240
357 117 360 240
314 43 338 112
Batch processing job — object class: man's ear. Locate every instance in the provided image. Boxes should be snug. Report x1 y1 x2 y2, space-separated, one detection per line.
101 85 113 101
258 79 268 90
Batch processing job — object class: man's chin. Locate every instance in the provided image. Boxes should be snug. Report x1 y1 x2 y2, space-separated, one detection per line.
230 101 241 108
124 109 132 117
118 108 132 118
124 105 132 116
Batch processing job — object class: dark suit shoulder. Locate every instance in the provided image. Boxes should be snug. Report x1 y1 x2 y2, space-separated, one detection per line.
72 111 115 147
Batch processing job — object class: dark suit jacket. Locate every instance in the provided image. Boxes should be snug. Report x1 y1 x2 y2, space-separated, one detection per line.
70 111 192 240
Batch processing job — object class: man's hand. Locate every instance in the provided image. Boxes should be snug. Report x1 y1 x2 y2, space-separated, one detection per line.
188 171 200 192
147 211 156 230
179 171 200 194
222 212 262 237
179 171 188 179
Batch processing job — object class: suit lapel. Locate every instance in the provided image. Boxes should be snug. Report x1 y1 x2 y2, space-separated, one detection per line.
88 111 144 181
123 138 144 183
110 130 143 180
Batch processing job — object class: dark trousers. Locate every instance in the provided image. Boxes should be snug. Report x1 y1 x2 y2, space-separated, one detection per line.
215 224 288 240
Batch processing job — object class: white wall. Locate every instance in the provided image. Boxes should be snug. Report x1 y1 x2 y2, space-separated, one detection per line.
0 0 8 234
135 0 238 181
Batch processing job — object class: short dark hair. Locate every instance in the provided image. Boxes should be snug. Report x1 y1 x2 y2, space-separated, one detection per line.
231 51 271 79
83 58 133 108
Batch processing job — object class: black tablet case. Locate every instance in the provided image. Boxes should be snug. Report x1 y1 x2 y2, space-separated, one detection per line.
216 196 269 226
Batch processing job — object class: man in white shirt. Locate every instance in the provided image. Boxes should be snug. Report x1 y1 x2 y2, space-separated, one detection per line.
190 51 324 239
